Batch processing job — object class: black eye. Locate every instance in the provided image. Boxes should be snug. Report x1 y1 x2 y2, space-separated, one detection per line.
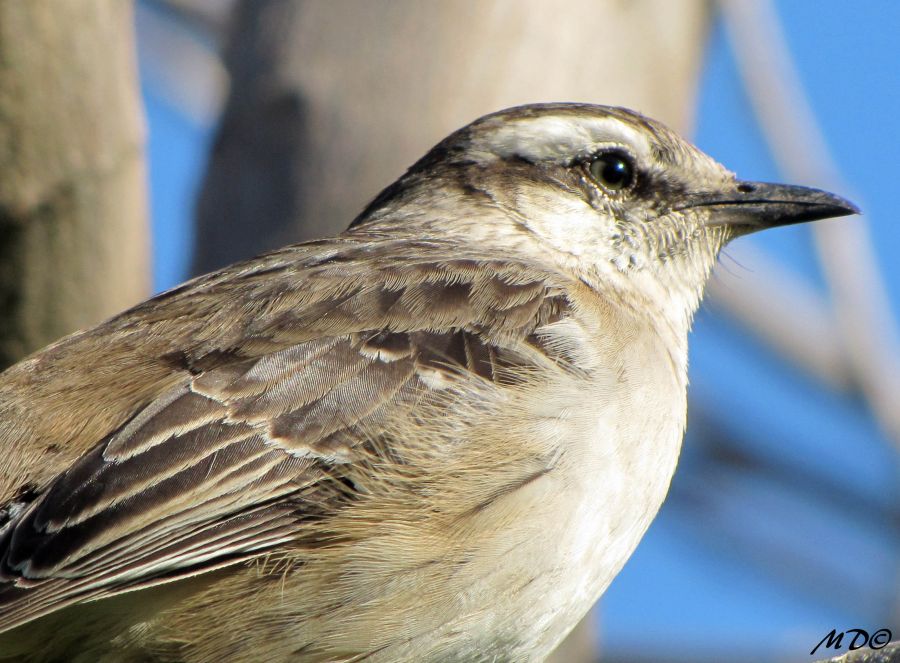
587 151 635 191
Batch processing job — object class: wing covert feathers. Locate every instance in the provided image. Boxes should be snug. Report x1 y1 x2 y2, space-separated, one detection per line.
0 237 570 633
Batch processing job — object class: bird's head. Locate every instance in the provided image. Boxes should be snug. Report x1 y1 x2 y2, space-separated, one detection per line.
352 103 858 331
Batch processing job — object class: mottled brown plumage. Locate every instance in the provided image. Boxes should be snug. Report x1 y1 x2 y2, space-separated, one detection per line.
0 244 567 623
0 104 856 662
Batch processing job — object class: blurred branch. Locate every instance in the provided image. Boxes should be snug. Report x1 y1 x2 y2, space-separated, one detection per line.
690 405 900 537
0 0 149 366
814 640 900 663
707 247 849 390
675 407 899 622
136 0 229 126
149 0 236 39
717 0 900 446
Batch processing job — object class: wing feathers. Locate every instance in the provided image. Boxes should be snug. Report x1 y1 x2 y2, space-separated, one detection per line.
0 245 571 633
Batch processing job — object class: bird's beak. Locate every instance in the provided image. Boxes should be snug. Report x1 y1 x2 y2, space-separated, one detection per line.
677 181 860 232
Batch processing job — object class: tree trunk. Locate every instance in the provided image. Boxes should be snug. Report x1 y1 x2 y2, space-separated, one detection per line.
0 0 149 368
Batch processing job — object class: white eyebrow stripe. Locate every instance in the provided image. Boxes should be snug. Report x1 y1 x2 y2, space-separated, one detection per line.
473 115 653 164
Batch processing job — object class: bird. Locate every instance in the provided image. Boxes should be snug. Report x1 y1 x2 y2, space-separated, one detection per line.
0 103 857 662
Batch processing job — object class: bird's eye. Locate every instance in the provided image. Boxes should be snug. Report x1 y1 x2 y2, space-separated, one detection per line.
587 151 635 192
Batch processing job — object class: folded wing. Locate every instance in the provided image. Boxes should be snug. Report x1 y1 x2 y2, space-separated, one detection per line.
0 240 568 633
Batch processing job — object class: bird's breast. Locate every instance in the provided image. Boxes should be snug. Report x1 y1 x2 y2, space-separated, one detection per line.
439 306 689 659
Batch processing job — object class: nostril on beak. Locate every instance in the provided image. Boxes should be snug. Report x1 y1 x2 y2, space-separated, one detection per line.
736 182 756 193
